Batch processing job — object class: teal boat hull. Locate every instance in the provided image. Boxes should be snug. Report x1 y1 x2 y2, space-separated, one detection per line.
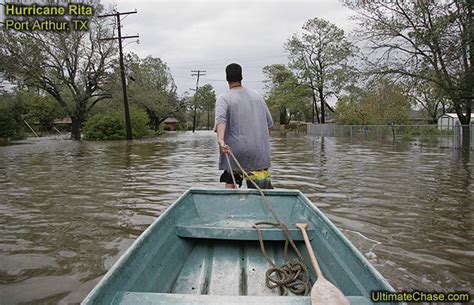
82 188 397 304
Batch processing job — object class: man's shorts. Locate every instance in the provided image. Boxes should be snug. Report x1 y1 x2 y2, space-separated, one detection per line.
220 169 273 189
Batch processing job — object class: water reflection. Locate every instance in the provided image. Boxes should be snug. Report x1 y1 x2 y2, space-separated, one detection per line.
0 132 472 304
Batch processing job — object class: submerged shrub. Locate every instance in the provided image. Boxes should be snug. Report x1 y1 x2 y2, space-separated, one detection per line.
83 114 124 140
120 107 150 139
83 107 151 140
0 93 26 139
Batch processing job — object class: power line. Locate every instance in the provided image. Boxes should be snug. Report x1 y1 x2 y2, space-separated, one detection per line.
171 62 287 70
172 76 263 83
201 79 262 83
167 54 288 66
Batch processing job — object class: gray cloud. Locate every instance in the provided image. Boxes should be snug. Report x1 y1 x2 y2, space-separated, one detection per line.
107 1 354 96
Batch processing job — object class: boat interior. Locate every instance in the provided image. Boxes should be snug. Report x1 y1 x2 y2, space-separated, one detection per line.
86 189 395 305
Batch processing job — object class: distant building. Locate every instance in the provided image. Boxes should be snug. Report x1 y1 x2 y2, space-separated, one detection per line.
438 113 473 130
163 117 178 131
53 117 72 125
53 117 72 132
285 120 307 129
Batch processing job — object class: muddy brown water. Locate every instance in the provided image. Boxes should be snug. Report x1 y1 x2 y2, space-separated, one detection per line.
0 132 472 304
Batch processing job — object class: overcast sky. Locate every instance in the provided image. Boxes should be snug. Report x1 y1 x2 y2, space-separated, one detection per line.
106 0 356 97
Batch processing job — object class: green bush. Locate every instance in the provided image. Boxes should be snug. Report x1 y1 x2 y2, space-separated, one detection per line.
83 114 124 140
83 107 151 140
335 80 411 125
119 107 150 139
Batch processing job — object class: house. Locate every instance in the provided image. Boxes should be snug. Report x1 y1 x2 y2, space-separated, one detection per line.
438 113 473 130
53 117 72 131
409 110 432 124
285 120 307 130
53 117 72 125
163 117 178 131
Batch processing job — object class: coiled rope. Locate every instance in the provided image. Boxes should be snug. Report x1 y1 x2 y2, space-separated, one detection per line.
225 152 311 296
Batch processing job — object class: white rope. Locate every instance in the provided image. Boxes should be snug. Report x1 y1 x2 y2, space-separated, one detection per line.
225 154 238 187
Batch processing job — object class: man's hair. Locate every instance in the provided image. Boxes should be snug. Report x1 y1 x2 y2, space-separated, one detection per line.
226 63 243 82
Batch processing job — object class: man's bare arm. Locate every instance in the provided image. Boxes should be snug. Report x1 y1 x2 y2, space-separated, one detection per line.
216 123 230 153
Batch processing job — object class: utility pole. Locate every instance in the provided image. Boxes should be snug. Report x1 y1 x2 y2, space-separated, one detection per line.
190 70 206 133
98 10 139 140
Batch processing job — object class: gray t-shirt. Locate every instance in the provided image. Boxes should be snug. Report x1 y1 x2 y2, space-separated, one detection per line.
215 87 273 172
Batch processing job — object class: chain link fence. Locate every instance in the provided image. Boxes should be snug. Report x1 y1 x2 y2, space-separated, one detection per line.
307 124 473 150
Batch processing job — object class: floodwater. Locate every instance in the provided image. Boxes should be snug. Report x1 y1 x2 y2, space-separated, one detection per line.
0 131 472 304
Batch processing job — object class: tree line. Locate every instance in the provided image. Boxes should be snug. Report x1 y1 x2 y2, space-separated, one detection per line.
1 1 471 146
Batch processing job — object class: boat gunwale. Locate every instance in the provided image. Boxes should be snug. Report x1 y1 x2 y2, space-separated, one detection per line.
290 188 396 293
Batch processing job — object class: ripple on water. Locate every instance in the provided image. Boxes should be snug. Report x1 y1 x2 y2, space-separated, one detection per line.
0 132 473 304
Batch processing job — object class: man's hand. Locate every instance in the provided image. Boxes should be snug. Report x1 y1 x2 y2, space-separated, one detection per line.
218 140 231 154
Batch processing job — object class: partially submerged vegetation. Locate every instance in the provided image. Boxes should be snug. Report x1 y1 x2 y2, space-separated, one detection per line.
83 107 150 140
0 93 25 140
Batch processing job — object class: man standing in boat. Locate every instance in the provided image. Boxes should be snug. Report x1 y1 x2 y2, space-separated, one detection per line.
215 63 274 189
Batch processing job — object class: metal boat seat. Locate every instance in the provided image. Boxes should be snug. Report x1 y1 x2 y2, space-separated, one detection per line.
175 223 315 241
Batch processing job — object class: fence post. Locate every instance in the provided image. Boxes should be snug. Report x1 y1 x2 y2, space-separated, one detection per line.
454 122 461 149
471 123 474 150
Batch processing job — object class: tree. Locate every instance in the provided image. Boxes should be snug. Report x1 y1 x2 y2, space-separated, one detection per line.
121 53 184 131
187 85 209 133
285 17 357 123
195 84 216 130
188 84 216 132
404 79 448 124
263 64 312 125
347 0 473 147
20 91 65 131
335 79 411 125
0 11 116 140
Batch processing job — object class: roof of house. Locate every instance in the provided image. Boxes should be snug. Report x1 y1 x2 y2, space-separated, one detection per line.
438 113 474 123
410 110 428 119
163 117 178 123
53 117 72 124
438 113 459 119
